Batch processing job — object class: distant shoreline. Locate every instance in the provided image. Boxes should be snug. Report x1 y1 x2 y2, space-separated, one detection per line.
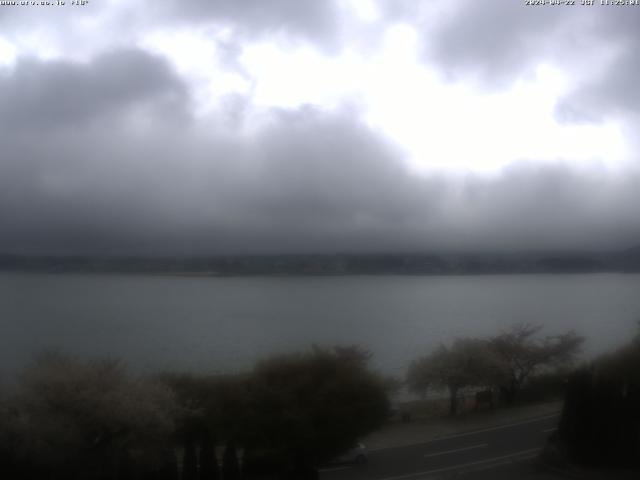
2 246 640 277
1 251 639 277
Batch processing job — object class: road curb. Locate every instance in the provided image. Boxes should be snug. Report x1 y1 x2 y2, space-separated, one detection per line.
367 411 561 452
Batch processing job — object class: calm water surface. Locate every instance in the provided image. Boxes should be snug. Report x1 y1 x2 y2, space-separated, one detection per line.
1 272 639 378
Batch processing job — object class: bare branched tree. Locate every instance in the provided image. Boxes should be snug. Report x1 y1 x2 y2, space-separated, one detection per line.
489 323 584 403
407 338 502 415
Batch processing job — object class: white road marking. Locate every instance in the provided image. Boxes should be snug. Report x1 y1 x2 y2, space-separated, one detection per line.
542 427 557 433
318 465 352 473
368 412 560 452
453 450 541 476
423 443 488 458
373 447 542 480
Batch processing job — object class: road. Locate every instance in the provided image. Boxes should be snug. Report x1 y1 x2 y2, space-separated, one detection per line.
320 413 560 480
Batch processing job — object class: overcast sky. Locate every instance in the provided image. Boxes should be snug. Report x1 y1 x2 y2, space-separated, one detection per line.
1 0 639 255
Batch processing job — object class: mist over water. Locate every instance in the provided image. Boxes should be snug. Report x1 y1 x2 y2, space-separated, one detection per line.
2 271 639 380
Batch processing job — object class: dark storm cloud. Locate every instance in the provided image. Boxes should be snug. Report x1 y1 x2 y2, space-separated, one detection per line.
448 163 640 251
1 52 639 255
0 67 437 255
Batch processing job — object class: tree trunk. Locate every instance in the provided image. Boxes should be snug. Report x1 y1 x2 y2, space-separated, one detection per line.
448 385 459 416
199 433 219 480
501 378 520 405
183 439 198 480
222 441 240 480
286 453 318 480
157 448 179 480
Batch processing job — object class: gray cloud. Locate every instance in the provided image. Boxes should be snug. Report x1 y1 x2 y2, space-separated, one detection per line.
414 0 640 120
0 0 343 71
1 4 640 256
553 5 640 120
418 0 573 88
157 0 341 45
1 50 639 255
556 38 640 120
0 49 187 129
447 162 640 251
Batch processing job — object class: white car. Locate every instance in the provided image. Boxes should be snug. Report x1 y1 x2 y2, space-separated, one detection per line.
334 443 368 465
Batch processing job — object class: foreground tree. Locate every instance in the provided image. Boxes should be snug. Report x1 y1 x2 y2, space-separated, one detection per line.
407 338 501 415
489 323 584 403
555 330 640 468
158 372 248 479
199 432 220 480
222 441 241 480
0 353 177 480
242 346 390 479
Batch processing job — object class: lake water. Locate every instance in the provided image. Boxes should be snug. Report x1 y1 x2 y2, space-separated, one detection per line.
1 272 639 380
